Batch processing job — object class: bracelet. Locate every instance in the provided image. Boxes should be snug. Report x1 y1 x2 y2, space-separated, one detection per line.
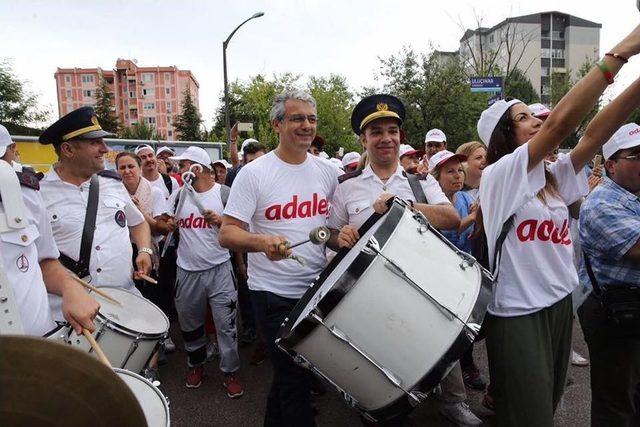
605 52 629 64
596 60 614 85
138 247 154 256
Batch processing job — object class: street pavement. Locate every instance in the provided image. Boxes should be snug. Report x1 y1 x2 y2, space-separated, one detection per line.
157 320 592 426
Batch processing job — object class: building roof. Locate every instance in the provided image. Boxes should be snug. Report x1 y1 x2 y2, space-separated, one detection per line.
460 11 601 42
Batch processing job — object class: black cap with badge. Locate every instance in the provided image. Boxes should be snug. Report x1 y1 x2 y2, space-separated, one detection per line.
351 94 406 135
39 106 114 145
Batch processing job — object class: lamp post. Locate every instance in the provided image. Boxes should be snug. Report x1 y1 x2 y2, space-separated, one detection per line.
223 12 265 145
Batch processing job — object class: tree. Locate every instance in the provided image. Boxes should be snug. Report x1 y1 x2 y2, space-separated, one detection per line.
119 121 160 140
504 68 539 104
0 59 49 126
377 47 488 151
174 88 203 141
93 76 118 133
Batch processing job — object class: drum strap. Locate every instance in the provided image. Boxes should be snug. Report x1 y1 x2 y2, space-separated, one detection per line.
491 214 515 281
406 173 427 204
59 175 100 278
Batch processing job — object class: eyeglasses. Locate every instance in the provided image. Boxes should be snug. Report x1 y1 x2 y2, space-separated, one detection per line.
285 114 318 124
614 154 640 162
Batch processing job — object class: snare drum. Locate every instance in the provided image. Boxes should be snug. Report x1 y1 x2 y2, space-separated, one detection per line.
44 323 71 343
114 368 170 427
64 287 169 373
277 200 493 422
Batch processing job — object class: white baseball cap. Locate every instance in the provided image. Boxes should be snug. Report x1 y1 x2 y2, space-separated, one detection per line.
529 103 551 118
425 128 447 143
212 159 232 169
477 99 522 146
0 124 12 158
241 138 259 153
603 123 640 160
399 144 421 159
156 146 175 156
134 144 154 155
428 150 467 173
329 158 344 170
342 151 361 168
169 146 212 170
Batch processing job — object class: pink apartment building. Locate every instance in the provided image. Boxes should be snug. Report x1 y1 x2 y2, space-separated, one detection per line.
54 58 200 139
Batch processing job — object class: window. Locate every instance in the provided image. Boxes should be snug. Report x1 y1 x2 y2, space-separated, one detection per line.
66 89 72 98
165 88 171 96
144 117 156 125
83 89 93 97
129 91 135 98
541 67 549 77
166 102 172 113
541 48 551 57
168 130 173 137
164 73 171 82
551 49 564 59
167 115 172 124
65 75 71 84
143 88 155 97
489 34 494 43
144 102 155 110
81 74 94 84
142 73 154 83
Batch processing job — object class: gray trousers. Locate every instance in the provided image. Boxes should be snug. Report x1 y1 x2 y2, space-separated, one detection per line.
175 260 239 373
436 362 467 404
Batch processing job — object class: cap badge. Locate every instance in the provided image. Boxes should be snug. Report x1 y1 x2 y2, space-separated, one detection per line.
91 115 100 126
376 103 388 112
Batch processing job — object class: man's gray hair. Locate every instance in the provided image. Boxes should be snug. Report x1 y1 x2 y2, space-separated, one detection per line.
270 90 317 122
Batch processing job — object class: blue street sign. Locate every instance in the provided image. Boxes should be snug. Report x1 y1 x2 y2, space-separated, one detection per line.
470 76 503 93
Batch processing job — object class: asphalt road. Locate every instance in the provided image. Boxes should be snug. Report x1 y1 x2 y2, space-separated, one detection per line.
156 320 592 426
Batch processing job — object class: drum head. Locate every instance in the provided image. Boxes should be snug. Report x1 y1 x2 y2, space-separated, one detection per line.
0 336 147 427
97 287 169 335
114 369 169 427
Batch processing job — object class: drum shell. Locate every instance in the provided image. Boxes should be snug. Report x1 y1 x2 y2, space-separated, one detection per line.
114 368 170 427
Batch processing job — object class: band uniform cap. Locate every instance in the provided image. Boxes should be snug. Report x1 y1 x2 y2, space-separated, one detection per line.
477 99 522 146
351 94 405 135
169 146 212 170
342 151 361 168
603 123 640 160
39 106 114 145
134 144 154 155
212 159 232 169
428 150 467 173
399 144 423 159
529 103 551 118
156 146 175 156
424 129 447 143
0 124 12 158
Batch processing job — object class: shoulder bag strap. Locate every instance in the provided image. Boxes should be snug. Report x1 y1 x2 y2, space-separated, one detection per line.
582 251 604 297
491 214 515 280
406 173 428 204
76 174 100 278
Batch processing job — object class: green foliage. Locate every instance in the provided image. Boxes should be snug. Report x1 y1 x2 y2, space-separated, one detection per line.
0 60 49 125
504 68 539 104
174 88 203 141
119 121 160 140
377 47 488 151
94 76 119 133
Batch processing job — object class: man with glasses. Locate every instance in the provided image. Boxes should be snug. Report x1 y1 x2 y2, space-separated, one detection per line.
424 128 448 160
220 90 339 426
579 123 640 425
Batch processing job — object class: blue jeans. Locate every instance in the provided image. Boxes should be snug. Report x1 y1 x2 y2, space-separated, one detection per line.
250 290 315 427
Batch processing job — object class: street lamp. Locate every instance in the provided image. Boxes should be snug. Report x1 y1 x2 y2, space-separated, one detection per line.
223 12 265 145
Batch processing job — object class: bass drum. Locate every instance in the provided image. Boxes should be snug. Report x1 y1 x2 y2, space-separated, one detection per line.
277 199 493 422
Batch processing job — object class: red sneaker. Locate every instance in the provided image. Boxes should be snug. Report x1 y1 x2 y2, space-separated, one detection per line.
186 365 205 389
223 374 244 398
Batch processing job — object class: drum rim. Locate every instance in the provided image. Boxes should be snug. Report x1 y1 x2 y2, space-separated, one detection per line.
113 368 170 424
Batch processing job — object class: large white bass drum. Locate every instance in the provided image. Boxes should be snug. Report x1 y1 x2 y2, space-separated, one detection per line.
276 199 493 422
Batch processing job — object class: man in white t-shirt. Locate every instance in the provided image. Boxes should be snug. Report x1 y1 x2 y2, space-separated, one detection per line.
136 144 180 201
167 146 243 397
220 90 340 426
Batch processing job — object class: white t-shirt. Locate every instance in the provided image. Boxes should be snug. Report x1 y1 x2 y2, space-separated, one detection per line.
176 185 230 271
328 164 450 230
479 144 588 316
148 174 179 201
224 152 340 299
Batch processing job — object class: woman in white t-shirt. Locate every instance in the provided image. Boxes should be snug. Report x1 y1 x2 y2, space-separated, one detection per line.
476 25 640 426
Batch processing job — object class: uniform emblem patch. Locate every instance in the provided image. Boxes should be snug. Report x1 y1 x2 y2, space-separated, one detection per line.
115 210 127 227
16 254 29 272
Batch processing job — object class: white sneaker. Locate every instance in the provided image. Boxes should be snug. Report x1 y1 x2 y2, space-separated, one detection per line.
439 402 482 426
571 350 589 366
164 337 176 353
206 342 219 362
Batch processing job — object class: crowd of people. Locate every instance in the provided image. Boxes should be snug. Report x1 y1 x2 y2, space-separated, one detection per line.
2 23 640 427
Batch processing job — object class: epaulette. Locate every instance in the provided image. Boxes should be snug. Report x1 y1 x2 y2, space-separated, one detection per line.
338 169 363 184
16 169 40 190
402 171 428 180
97 169 122 181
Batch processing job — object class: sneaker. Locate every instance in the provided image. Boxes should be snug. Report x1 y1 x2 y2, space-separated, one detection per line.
186 365 205 389
142 367 161 387
439 402 482 426
462 366 487 391
571 350 589 366
250 341 268 366
206 342 219 362
164 337 176 353
223 374 244 398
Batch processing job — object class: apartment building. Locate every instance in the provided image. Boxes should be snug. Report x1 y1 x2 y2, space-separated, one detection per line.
459 11 601 104
54 59 199 139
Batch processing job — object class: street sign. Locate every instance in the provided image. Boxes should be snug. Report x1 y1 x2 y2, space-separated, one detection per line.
470 76 503 93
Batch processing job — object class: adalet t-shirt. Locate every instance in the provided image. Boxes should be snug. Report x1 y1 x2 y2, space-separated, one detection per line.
479 144 588 316
223 152 340 299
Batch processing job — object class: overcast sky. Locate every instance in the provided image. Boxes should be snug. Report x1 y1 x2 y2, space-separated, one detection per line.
2 0 640 128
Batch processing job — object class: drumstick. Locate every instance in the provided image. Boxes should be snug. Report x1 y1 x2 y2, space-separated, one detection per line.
82 328 111 367
70 275 123 307
138 273 158 285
